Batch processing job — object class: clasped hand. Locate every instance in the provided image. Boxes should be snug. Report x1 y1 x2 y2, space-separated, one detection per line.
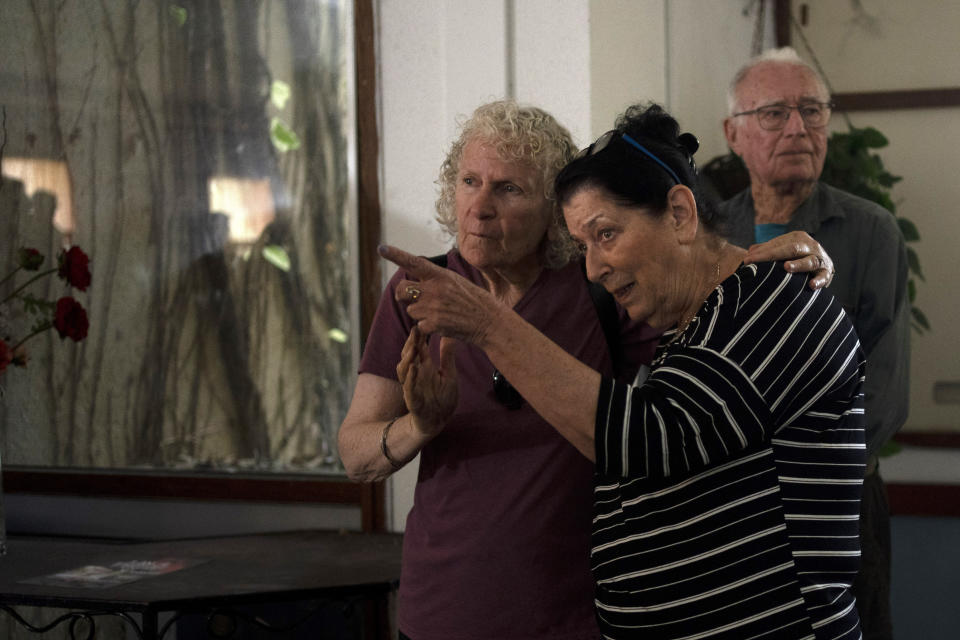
380 244 501 438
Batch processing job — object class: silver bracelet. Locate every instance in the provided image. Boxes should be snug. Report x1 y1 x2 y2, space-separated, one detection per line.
380 416 404 470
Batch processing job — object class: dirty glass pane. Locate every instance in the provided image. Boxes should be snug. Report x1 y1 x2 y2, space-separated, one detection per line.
0 0 357 474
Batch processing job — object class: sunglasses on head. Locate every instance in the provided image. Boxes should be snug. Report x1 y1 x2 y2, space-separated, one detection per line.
575 130 700 184
492 369 524 410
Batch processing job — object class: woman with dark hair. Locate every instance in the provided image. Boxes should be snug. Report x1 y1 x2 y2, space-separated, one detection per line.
380 103 864 640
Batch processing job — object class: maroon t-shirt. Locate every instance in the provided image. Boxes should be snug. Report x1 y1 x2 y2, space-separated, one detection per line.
359 250 658 640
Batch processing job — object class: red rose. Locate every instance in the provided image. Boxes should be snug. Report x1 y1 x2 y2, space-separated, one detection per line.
58 246 92 291
17 247 44 271
54 296 89 342
0 339 12 373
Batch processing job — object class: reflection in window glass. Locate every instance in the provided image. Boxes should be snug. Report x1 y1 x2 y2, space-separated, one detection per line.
0 1 357 474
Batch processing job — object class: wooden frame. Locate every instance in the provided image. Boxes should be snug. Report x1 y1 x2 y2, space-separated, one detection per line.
886 483 960 518
775 1 960 112
354 0 388 533
832 88 960 112
1 0 387 533
886 432 960 517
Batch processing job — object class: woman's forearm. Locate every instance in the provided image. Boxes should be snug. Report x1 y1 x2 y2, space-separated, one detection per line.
480 306 601 461
338 374 433 482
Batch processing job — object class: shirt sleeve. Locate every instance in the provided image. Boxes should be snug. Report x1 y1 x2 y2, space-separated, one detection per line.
595 264 865 481
358 267 416 380
595 347 771 480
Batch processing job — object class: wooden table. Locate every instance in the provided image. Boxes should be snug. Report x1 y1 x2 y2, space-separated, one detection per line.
0 530 402 639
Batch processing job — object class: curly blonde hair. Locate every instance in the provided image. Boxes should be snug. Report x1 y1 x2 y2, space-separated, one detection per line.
435 100 580 269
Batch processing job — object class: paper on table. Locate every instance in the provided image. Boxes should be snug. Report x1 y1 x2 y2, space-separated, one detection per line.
20 558 207 589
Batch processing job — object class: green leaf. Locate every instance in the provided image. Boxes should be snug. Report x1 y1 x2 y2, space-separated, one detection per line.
877 438 902 457
877 172 901 188
262 245 291 272
911 306 931 331
169 5 187 26
20 293 54 316
875 192 896 214
897 217 920 242
29 317 53 334
826 150 853 172
906 246 925 281
859 126 889 148
271 80 291 110
270 117 301 152
907 278 916 303
327 328 349 344
831 133 853 152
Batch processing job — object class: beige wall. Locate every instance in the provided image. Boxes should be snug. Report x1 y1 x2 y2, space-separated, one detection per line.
797 0 960 432
589 0 667 138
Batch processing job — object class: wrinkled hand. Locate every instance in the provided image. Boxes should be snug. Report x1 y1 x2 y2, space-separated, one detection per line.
396 326 458 438
379 244 501 346
743 230 834 290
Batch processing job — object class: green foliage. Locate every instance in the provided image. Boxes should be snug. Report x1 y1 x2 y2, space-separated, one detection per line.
169 5 187 27
262 245 291 272
820 127 900 210
271 80 291 110
897 217 919 242
20 292 55 317
269 117 301 152
820 126 929 334
877 437 903 458
327 328 349 344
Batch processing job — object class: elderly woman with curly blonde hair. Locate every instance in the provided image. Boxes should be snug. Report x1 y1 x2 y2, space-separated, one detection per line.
338 99 833 640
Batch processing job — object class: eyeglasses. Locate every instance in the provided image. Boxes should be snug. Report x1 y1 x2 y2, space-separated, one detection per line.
575 130 682 185
492 369 523 410
733 102 834 131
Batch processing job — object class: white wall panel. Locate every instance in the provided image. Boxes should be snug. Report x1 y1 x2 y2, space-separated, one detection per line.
590 0 667 140
513 0 592 145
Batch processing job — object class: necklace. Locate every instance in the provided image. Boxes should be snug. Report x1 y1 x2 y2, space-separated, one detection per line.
666 260 720 347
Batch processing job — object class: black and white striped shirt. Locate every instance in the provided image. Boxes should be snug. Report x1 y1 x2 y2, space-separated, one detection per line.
593 261 866 640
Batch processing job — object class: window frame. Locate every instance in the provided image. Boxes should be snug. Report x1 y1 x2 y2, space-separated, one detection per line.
2 0 387 532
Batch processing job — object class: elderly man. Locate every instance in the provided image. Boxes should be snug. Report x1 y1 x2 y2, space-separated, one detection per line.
721 47 910 640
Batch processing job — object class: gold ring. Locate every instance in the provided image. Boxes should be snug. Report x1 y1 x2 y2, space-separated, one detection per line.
405 285 421 301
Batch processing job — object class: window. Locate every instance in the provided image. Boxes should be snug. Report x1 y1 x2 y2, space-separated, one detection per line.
0 0 381 517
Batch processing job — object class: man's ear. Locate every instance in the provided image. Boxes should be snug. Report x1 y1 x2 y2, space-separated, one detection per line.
723 117 741 155
667 185 699 244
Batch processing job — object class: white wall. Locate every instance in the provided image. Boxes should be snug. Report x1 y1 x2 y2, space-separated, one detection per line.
665 0 775 162
589 0 668 137
375 0 760 531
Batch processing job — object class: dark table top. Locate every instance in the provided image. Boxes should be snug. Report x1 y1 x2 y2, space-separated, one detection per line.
0 530 403 613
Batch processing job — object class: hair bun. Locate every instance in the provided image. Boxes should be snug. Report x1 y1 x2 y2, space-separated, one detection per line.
678 132 700 156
